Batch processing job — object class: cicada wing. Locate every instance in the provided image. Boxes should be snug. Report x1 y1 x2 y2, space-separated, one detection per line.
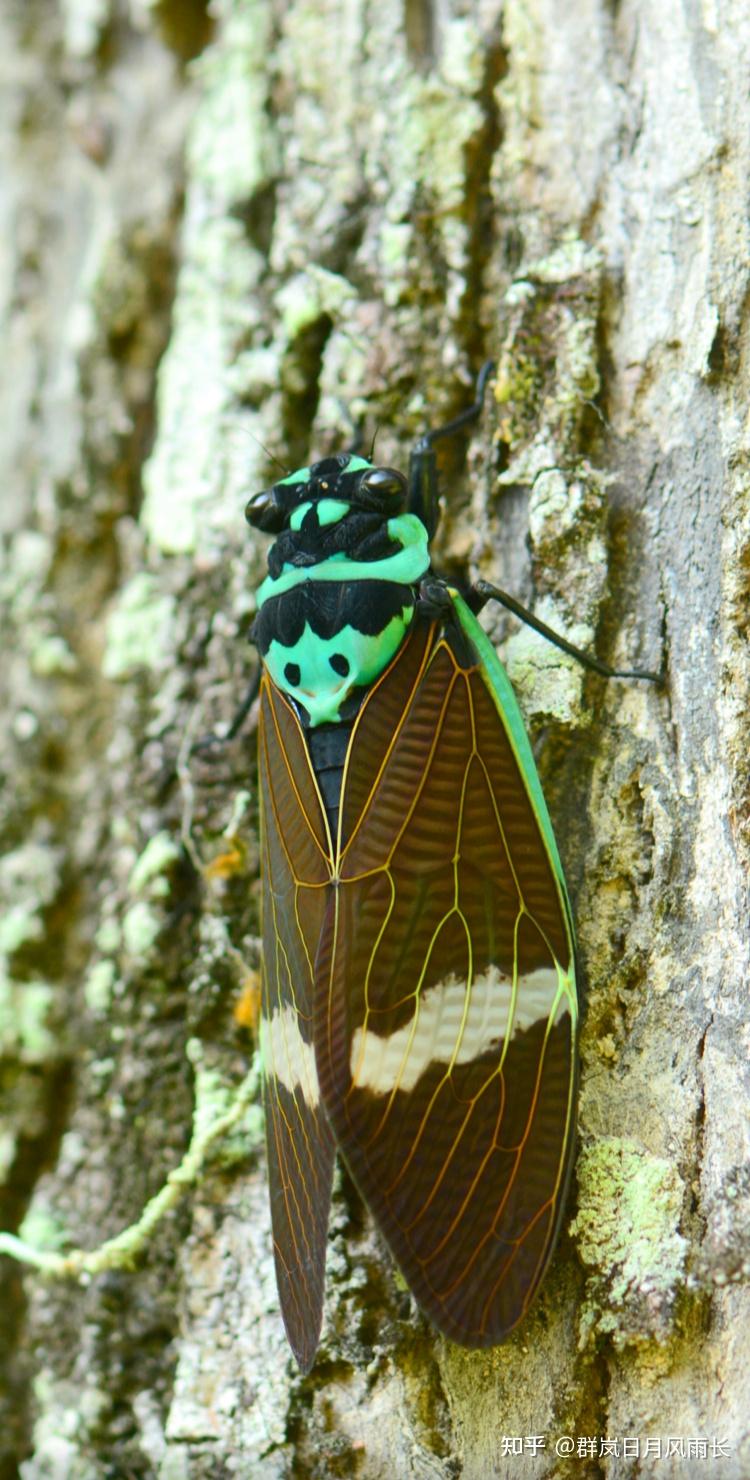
258 677 336 1371
315 609 577 1347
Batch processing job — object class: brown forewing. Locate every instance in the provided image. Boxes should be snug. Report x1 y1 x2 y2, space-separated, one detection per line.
314 619 576 1346
258 677 335 1371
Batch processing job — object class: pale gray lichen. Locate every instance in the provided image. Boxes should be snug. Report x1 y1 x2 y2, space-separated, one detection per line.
0 841 61 941
399 79 484 220
504 596 592 727
187 1 278 202
30 634 78 678
60 0 112 59
494 236 604 490
527 236 602 289
527 468 601 552
23 1371 111 1480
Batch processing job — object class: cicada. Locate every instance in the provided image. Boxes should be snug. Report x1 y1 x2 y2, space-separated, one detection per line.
245 368 652 1370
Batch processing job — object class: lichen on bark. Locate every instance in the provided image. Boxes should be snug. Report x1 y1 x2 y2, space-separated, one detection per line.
1 0 750 1477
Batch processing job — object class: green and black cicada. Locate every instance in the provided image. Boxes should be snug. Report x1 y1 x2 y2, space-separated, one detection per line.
245 368 654 1371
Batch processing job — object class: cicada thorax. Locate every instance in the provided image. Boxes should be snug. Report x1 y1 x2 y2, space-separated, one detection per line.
247 454 431 840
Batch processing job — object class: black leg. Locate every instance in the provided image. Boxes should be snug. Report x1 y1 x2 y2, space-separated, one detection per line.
473 579 664 685
417 576 454 619
223 664 263 737
407 360 495 537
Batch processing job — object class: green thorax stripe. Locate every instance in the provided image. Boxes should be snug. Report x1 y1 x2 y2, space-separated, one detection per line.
263 607 414 727
256 513 429 610
450 590 573 922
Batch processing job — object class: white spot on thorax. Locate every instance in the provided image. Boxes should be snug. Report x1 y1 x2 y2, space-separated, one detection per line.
350 964 570 1095
261 1004 320 1108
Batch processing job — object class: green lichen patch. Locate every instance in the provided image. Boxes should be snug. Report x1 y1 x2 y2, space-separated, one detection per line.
17 1207 69 1255
128 830 182 894
187 0 277 203
0 1041 260 1283
276 268 356 340
494 236 603 483
187 1037 263 1168
121 901 162 958
0 976 57 1065
0 839 63 1063
102 573 175 679
94 918 122 955
0 841 61 953
30 634 78 678
570 1137 688 1349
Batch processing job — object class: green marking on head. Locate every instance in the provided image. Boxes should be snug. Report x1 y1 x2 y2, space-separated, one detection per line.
275 456 370 493
256 512 429 608
316 498 350 526
265 609 414 726
289 502 312 530
342 455 372 473
289 497 350 531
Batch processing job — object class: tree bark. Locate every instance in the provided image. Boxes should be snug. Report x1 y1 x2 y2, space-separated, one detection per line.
1 1 748 1477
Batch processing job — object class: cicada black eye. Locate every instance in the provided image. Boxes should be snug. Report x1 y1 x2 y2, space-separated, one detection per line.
357 466 408 513
245 489 286 533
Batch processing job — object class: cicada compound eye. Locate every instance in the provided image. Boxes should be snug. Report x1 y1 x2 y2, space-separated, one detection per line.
357 465 408 514
245 488 286 533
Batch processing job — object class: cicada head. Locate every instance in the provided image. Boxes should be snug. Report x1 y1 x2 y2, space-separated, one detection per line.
247 454 429 728
245 455 407 534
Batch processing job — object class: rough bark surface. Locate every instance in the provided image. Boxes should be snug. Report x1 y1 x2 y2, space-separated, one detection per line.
1 2 748 1477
